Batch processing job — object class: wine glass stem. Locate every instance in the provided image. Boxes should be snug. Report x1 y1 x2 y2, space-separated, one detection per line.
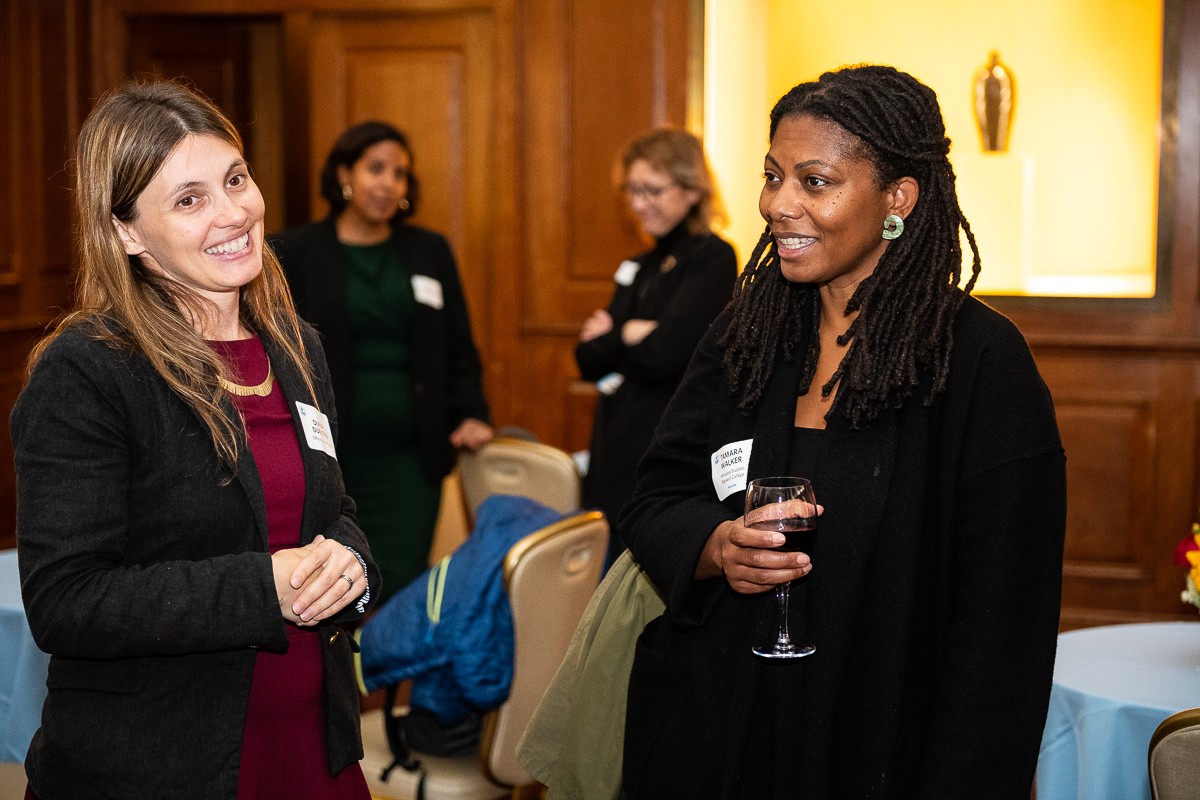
774 581 795 651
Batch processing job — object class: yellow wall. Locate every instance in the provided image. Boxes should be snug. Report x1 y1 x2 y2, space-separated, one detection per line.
707 0 1163 296
704 0 770 267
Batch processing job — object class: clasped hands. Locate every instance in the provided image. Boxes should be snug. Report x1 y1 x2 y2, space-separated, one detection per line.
271 535 363 626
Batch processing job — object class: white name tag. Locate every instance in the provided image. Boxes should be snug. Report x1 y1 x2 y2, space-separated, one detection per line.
296 402 337 459
595 372 625 395
614 260 640 287
411 274 444 310
711 438 753 501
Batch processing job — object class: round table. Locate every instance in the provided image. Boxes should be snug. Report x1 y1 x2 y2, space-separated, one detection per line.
1035 621 1200 800
0 549 48 763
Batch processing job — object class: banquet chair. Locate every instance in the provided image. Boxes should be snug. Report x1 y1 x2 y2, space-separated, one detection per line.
428 437 582 565
1148 706 1200 800
458 438 581 523
362 510 609 800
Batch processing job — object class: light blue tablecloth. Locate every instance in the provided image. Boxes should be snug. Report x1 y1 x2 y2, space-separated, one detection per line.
0 549 48 763
1035 621 1200 800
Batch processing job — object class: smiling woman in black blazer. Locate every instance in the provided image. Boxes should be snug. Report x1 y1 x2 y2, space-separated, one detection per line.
12 80 379 800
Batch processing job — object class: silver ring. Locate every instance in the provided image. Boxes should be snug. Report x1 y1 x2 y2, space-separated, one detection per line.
341 574 354 589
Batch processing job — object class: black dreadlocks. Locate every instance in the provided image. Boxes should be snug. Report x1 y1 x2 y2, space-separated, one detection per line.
720 64 981 429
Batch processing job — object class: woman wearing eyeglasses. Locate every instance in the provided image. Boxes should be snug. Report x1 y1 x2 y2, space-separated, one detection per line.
576 129 737 563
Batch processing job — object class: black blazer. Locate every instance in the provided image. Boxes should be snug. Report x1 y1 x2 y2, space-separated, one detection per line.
574 229 737 534
621 297 1066 799
11 321 379 800
272 219 490 483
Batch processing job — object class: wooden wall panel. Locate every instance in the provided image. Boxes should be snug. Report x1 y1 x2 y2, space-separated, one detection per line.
78 0 695 449
126 17 288 234
33 4 76 282
523 0 692 333
1058 400 1151 569
0 4 15 286
0 1 91 550
0 329 42 550
9 1 47 305
1038 348 1200 628
126 16 253 136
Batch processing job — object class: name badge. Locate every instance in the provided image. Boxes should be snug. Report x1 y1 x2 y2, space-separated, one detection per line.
296 402 337 459
614 260 640 287
595 372 625 396
411 275 444 310
711 438 753 501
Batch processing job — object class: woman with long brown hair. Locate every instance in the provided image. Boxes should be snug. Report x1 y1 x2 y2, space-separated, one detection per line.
13 79 379 799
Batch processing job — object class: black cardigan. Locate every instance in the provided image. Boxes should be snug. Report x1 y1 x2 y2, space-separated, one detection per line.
272 218 490 483
574 228 737 537
12 321 379 799
621 296 1066 799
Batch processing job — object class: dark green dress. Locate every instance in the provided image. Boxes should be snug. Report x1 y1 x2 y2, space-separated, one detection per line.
339 239 441 602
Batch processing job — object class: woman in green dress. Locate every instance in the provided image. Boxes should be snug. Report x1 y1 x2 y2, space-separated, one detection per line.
274 122 492 602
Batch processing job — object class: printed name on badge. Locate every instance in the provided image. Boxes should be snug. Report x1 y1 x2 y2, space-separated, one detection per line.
411 274 444 310
614 260 640 287
711 438 753 501
296 402 337 459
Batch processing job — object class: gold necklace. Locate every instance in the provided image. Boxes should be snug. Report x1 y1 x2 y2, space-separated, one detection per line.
219 357 275 397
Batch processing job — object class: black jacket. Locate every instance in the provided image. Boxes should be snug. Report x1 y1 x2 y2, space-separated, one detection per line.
621 297 1066 799
12 321 378 799
273 219 490 483
575 228 736 537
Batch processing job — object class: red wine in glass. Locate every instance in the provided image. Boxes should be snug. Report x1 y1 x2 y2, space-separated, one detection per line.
745 477 817 659
748 516 817 553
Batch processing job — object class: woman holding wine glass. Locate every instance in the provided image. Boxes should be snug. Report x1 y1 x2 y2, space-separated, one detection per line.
619 65 1066 799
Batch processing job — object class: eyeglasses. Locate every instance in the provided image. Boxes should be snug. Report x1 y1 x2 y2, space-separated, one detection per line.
621 181 676 200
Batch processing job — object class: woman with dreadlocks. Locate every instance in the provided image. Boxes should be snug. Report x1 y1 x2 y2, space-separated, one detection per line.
619 65 1065 799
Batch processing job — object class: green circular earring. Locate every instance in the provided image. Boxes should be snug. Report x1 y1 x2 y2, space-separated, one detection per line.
882 214 905 240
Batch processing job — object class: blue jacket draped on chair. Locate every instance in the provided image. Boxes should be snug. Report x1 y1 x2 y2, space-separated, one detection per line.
359 494 565 723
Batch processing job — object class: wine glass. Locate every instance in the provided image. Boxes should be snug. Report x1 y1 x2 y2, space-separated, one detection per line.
744 476 818 659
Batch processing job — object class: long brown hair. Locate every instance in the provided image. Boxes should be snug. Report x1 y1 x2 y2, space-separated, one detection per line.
29 79 316 471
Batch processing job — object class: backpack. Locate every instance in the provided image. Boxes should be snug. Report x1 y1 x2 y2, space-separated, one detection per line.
378 682 483 784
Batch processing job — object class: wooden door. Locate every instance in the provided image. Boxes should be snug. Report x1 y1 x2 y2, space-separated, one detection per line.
124 15 288 234
509 0 695 451
126 16 254 145
0 0 94 549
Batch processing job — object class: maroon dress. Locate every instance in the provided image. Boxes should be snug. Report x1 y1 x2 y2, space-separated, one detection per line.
212 336 369 800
